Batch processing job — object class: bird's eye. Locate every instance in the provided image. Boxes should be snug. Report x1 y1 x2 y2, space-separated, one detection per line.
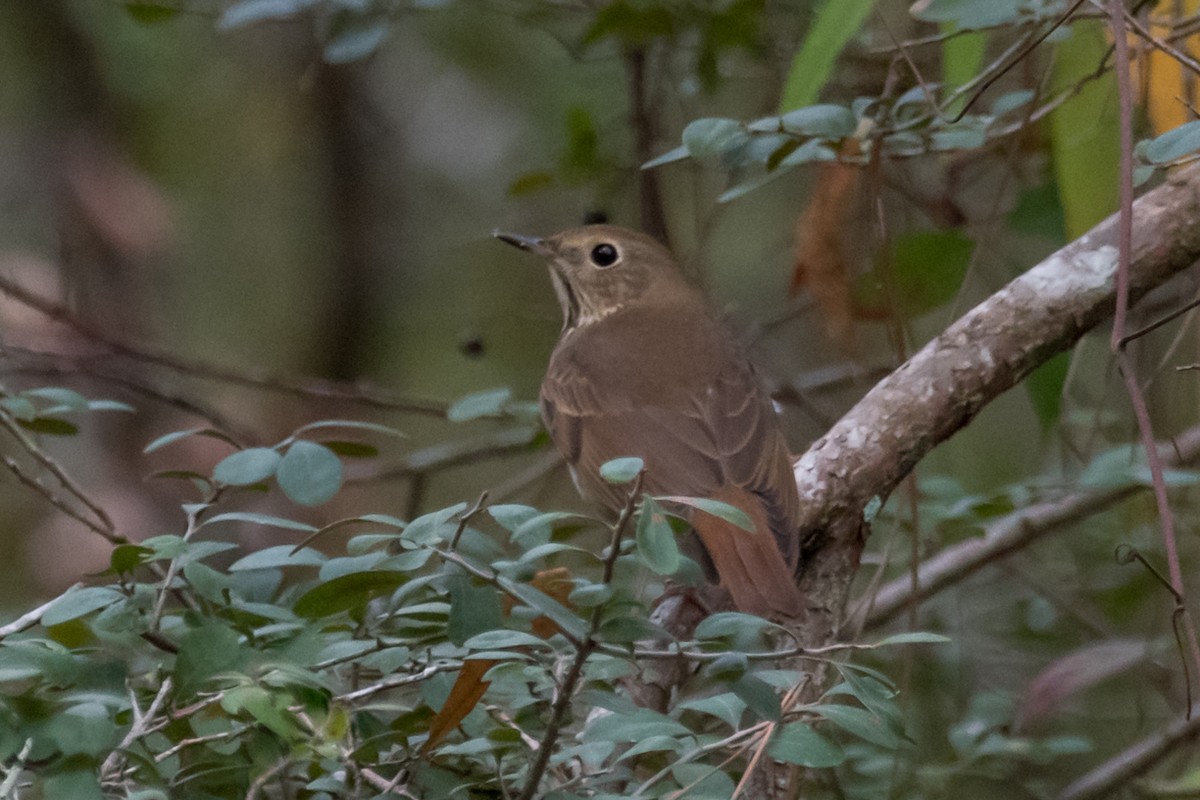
590 243 619 268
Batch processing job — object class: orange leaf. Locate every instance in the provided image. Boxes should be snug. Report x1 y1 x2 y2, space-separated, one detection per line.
425 567 576 753
791 148 862 348
423 659 497 753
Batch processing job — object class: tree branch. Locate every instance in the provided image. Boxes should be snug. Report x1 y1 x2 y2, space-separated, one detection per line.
1058 704 1200 800
793 164 1200 644
864 423 1200 628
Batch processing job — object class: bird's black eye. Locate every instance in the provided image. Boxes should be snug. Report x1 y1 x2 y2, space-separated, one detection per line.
590 243 619 268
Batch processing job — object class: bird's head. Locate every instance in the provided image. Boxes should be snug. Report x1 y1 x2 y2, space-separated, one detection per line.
495 225 688 331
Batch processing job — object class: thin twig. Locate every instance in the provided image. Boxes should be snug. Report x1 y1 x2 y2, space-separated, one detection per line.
864 424 1200 627
0 588 80 638
0 739 32 798
1058 705 1200 800
517 471 645 800
100 677 174 781
1 455 121 543
1107 0 1200 697
0 409 114 532
0 274 447 417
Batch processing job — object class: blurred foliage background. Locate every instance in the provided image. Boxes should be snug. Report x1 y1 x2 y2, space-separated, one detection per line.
5 0 1200 796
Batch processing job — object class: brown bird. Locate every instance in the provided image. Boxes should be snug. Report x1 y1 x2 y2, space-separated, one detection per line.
495 224 805 619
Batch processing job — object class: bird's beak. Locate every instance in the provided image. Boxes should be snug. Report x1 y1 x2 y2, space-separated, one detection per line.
493 230 553 258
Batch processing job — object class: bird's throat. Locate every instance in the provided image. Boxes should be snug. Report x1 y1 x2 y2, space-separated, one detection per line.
548 268 579 333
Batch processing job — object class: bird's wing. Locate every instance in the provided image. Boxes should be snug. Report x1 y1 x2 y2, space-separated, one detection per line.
540 346 804 617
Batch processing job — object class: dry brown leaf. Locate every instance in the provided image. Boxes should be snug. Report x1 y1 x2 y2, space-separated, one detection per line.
791 148 862 348
423 567 575 754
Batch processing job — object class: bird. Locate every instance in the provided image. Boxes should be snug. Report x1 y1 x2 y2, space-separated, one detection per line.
495 224 805 619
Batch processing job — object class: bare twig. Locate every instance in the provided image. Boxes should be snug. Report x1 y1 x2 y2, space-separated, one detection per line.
0 738 32 798
518 471 645 800
100 677 174 781
0 274 447 417
1 455 120 543
0 409 114 533
1107 0 1200 692
1058 705 1200 800
865 424 1200 627
0 587 80 639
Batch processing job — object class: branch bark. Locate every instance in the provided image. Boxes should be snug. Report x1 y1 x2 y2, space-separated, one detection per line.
792 164 1200 646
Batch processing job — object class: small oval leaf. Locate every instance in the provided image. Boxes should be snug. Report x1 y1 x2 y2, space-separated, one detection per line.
276 441 343 506
213 448 281 486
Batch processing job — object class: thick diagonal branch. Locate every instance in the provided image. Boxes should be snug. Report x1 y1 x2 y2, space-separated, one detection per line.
792 165 1200 644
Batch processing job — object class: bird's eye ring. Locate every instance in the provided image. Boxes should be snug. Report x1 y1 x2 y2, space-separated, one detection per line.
590 243 619 268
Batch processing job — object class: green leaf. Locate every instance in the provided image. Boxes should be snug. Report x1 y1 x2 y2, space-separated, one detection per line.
730 674 781 721
404 503 467 545
23 387 89 411
695 612 778 640
511 511 589 546
447 576 504 646
569 583 613 608
991 89 1035 117
42 587 125 626
636 496 681 575
320 440 379 458
1008 182 1066 240
941 27 987 116
212 447 281 486
678 693 747 728
228 545 328 571
682 118 746 158
110 544 153 574
218 0 304 29
670 763 737 798
447 387 512 422
293 571 406 618
581 0 674 47
498 576 588 641
1145 119 1200 164
598 614 668 644
175 622 246 690
769 722 845 767
642 145 690 169
705 652 749 681
859 230 973 317
657 495 755 533
316 552 384 581
276 440 343 506
582 708 692 743
46 702 120 756
294 419 407 438
86 399 137 413
870 631 952 646
143 426 238 453
813 703 902 748
464 629 552 650
599 457 644 484
1049 20 1118 238
41 769 103 800
780 104 856 138
18 417 77 436
779 0 874 110
183 561 230 603
508 171 556 196
910 0 1024 29
488 504 539 532
122 1 180 24
0 396 36 420
203 512 317 534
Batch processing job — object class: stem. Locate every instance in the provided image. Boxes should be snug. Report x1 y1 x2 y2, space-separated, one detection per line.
517 472 644 800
